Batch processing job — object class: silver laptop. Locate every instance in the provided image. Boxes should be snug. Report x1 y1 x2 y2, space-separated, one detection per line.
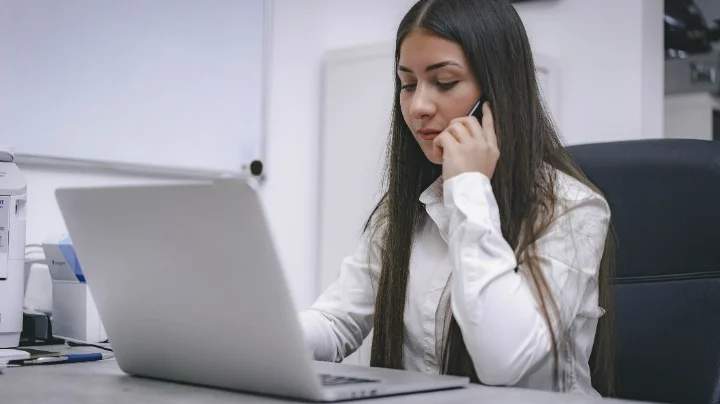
54 178 468 402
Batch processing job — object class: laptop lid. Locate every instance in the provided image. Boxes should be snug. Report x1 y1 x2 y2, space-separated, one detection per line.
55 179 325 399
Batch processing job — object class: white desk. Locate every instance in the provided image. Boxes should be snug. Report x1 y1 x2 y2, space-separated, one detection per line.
1 358 654 404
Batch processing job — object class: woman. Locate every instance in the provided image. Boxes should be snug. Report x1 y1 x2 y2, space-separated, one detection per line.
300 0 615 396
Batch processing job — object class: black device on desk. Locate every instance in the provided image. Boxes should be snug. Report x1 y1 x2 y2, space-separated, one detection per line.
20 312 63 346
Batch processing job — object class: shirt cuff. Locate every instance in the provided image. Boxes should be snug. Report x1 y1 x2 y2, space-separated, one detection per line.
443 172 502 232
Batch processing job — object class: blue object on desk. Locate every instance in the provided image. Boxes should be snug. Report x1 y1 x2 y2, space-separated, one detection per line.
64 353 104 362
10 352 111 366
58 234 86 283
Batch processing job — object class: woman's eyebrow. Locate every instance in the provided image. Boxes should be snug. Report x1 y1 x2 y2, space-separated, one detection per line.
397 61 462 73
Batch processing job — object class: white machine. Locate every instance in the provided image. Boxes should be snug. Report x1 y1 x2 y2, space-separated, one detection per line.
0 147 28 348
54 178 469 402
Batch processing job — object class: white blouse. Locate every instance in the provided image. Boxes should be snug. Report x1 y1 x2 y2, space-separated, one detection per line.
299 170 610 396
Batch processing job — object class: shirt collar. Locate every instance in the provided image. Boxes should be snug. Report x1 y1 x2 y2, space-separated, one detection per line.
419 175 444 205
419 175 450 243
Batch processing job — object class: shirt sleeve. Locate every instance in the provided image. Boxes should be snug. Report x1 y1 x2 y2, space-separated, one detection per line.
443 172 610 386
298 230 381 362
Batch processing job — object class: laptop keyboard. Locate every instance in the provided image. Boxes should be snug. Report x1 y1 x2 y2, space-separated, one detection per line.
319 374 380 386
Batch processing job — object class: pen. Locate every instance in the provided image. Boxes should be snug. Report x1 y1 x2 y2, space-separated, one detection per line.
10 352 113 366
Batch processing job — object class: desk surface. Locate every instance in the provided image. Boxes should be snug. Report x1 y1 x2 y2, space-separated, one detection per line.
1 357 653 404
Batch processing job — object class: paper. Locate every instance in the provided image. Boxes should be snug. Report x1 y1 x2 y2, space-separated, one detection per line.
0 349 30 364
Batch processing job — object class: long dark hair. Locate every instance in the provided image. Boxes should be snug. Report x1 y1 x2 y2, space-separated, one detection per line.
365 0 615 396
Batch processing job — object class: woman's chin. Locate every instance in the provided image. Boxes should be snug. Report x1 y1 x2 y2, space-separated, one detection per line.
422 150 443 166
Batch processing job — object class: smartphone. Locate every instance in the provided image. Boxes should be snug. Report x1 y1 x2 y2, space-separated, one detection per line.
468 94 488 121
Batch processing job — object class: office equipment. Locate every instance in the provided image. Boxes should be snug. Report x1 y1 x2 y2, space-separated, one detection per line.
665 0 717 57
20 312 54 345
664 0 720 95
567 139 720 404
0 0 270 176
44 234 85 282
9 352 112 366
0 147 28 348
43 234 107 343
53 179 469 402
1 359 653 404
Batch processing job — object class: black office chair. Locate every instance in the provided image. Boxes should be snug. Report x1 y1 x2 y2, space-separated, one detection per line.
567 139 720 404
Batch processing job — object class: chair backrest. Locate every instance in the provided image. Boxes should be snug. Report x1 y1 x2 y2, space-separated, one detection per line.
567 139 720 404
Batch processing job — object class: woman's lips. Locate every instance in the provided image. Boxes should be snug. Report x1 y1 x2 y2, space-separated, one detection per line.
418 129 441 141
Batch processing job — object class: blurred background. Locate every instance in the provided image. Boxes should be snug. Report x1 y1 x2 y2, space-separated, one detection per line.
2 0 718 315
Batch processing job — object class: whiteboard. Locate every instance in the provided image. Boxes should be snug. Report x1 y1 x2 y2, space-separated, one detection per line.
0 0 270 175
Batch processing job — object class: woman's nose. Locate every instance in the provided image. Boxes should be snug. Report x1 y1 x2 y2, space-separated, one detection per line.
408 88 436 120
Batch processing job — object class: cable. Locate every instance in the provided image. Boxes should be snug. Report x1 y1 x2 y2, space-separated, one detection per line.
64 339 113 352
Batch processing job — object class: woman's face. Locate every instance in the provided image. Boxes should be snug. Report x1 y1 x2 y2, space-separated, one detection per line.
397 30 482 165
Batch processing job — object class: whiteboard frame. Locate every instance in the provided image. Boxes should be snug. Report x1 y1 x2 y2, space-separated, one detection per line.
12 0 274 181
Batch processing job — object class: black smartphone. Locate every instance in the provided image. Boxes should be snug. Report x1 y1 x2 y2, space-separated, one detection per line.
469 94 488 121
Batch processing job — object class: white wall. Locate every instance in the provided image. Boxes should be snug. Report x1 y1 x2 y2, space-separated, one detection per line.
19 0 665 311
514 0 664 144
19 0 417 310
254 0 417 308
665 93 720 141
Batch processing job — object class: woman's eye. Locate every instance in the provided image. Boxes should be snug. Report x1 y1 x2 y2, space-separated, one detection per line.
400 83 417 91
437 81 459 90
